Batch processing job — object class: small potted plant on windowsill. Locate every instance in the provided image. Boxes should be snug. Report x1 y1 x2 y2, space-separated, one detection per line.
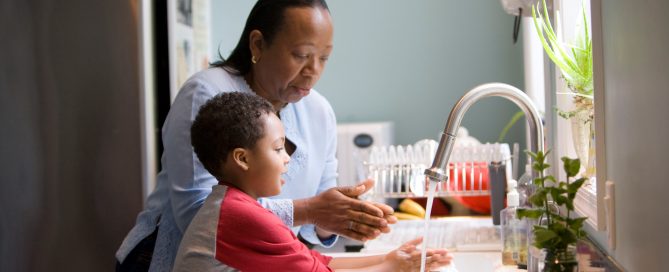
517 150 588 272
533 0 593 114
533 0 595 178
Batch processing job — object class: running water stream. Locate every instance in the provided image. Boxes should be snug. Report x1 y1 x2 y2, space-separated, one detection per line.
419 179 438 272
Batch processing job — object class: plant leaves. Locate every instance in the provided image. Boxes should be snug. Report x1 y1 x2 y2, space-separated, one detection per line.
565 198 574 210
529 188 548 207
568 217 588 231
532 0 593 98
549 222 566 232
555 195 569 207
561 157 581 178
538 163 551 172
549 187 560 200
553 184 568 194
545 175 557 183
568 178 587 193
534 228 558 244
551 213 566 223
561 228 578 245
517 208 544 219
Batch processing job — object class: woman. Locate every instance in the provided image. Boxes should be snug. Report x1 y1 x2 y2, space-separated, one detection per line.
116 1 396 271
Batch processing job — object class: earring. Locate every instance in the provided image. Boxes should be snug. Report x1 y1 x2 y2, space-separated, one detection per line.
251 56 258 64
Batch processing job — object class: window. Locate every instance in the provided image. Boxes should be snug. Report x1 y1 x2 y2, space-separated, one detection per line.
538 0 607 231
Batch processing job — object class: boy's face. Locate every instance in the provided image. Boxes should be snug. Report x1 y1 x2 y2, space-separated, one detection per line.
245 113 290 198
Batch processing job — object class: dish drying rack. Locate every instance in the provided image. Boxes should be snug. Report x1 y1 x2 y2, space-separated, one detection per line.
363 140 513 199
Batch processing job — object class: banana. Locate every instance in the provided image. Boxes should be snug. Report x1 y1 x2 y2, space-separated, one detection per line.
399 198 426 218
393 212 423 220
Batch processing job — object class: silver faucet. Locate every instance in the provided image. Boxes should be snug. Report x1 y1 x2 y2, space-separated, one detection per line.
424 82 544 183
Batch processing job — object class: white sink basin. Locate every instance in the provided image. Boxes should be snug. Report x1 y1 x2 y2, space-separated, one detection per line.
322 218 523 271
324 251 521 272
448 251 506 272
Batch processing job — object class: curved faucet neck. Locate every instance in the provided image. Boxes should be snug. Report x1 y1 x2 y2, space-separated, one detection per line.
426 82 544 182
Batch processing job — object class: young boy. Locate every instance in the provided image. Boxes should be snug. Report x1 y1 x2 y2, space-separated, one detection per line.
173 92 452 271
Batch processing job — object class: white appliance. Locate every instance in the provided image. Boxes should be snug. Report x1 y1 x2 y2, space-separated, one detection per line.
336 122 394 187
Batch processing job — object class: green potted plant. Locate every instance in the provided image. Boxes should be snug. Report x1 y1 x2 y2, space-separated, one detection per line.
533 0 593 117
517 150 588 272
533 0 595 178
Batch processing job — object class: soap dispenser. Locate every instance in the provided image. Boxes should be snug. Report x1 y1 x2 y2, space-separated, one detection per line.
501 179 528 267
517 164 533 206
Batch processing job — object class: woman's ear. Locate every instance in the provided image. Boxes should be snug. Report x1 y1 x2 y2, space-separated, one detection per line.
232 147 250 171
249 29 264 62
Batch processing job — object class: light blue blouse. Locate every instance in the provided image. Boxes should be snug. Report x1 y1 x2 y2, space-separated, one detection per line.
115 67 339 272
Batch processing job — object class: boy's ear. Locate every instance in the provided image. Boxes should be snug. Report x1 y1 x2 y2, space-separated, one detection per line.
232 148 250 171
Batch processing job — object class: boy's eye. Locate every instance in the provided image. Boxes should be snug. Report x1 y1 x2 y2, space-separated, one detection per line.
275 147 285 152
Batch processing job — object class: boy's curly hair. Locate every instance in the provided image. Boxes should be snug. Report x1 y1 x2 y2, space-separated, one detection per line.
191 92 275 179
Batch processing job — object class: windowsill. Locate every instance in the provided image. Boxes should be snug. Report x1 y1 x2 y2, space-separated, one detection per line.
574 176 598 227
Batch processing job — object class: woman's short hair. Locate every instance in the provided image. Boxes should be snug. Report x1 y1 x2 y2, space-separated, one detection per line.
191 92 275 179
212 0 329 75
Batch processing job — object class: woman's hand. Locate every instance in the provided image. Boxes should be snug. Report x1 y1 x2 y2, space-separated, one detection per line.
295 179 397 241
384 237 453 272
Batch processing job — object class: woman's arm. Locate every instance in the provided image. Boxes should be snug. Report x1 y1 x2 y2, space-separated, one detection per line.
165 81 220 232
292 92 397 242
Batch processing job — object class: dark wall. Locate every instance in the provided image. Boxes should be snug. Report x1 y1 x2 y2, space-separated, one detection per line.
0 0 144 271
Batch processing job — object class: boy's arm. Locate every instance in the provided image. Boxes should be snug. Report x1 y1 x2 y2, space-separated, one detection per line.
327 254 387 271
327 237 453 271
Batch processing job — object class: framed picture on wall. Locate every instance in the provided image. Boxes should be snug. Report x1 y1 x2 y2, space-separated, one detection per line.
167 0 211 102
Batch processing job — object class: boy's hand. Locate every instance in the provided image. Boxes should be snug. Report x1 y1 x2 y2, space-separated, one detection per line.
385 237 453 272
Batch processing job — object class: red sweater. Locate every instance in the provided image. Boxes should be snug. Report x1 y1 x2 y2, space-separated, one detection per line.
173 185 332 272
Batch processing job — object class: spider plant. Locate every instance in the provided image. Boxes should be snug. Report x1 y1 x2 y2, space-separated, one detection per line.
533 0 593 119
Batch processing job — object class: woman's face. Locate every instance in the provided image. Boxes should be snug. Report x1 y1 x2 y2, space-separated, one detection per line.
245 113 290 198
249 7 333 109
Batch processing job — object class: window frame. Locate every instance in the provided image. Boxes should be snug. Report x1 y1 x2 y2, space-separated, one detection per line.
543 0 607 231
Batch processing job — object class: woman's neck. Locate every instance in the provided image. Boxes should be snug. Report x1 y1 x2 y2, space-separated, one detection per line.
243 73 286 111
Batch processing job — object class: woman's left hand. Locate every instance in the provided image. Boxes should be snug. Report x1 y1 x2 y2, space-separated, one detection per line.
296 179 397 241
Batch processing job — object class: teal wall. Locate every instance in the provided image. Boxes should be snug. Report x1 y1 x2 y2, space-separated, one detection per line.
211 0 526 148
